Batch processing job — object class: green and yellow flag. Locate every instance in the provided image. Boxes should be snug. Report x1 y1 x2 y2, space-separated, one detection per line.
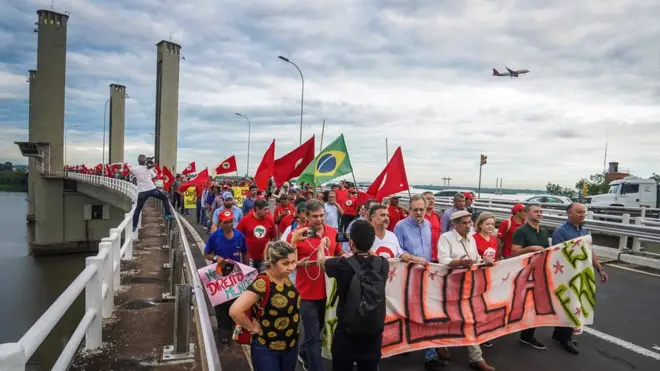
298 134 353 186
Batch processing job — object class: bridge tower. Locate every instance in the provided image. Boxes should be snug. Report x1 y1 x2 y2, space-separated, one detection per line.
154 40 181 172
108 84 127 164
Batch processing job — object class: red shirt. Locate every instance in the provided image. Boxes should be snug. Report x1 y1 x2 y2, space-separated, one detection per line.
278 214 295 236
473 232 498 257
335 188 349 205
236 212 277 260
497 217 524 258
287 224 342 300
387 205 406 232
425 211 442 261
343 196 358 216
274 204 295 224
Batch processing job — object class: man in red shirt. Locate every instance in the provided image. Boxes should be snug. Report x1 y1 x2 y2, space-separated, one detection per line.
497 203 526 259
274 195 295 226
288 199 345 371
423 191 442 262
236 199 276 272
340 188 358 233
386 195 407 232
334 181 349 208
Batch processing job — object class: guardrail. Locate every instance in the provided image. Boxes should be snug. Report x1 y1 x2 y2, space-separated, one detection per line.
0 173 138 370
153 199 222 370
400 197 660 251
0 174 221 371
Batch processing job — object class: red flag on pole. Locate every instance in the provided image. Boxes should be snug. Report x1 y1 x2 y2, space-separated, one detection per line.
178 168 209 192
254 140 275 191
182 161 196 176
215 155 238 175
162 166 175 191
365 147 410 201
273 136 315 187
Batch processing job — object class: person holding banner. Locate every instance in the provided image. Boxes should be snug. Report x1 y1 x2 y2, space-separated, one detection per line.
550 202 608 355
229 240 300 371
204 209 248 342
437 210 495 371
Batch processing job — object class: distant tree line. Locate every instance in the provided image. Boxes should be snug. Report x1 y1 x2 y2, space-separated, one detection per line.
0 162 27 192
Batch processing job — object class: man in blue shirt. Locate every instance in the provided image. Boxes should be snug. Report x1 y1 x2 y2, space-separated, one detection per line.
203 209 248 342
551 202 608 355
211 191 243 232
241 184 259 215
394 194 448 370
441 193 466 233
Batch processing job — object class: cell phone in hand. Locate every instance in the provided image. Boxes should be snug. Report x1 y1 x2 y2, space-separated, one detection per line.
305 228 317 238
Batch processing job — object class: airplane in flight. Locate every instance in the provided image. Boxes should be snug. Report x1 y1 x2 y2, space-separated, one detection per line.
492 66 530 78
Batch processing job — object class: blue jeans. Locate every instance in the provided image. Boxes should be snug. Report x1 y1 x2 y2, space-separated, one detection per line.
132 189 171 231
300 299 326 371
424 348 438 362
250 340 299 371
196 199 202 223
250 259 267 273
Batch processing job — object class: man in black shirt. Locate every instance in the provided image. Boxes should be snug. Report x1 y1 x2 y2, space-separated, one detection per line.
317 220 389 371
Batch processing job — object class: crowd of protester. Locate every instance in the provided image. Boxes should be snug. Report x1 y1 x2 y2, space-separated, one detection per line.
71 158 608 371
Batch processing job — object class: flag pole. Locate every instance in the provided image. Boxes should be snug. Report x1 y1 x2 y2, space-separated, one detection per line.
319 119 326 154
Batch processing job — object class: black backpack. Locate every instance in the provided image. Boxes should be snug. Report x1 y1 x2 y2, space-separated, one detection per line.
342 255 386 336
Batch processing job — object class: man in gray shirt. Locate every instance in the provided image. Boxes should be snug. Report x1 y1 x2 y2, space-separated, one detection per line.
441 193 466 233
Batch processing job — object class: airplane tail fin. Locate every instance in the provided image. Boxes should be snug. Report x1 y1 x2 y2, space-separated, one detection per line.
492 68 500 76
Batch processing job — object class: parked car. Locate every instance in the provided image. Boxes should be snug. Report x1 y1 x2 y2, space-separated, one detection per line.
434 189 477 199
524 194 573 205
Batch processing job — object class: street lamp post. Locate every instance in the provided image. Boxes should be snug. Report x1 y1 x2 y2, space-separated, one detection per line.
64 125 79 169
234 113 251 176
278 56 304 145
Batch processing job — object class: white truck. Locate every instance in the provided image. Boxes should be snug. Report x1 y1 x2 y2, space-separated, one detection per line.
588 176 660 208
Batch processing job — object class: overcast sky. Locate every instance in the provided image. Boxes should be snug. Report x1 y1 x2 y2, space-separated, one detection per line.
1 0 659 189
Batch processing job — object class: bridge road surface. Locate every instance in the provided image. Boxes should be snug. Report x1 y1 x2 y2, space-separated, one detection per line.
182 214 659 371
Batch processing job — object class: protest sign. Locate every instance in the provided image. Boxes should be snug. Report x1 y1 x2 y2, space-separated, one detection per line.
322 236 596 359
232 186 249 208
183 187 197 209
198 261 258 306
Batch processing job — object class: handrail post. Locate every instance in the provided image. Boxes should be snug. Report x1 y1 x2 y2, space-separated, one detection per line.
85 256 103 349
0 343 27 371
641 207 647 218
109 228 121 289
99 241 114 318
162 284 195 361
124 212 134 259
618 213 631 250
164 247 183 301
632 216 642 252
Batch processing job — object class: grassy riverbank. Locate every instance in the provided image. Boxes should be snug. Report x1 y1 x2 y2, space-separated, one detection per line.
0 184 27 192
0 170 27 192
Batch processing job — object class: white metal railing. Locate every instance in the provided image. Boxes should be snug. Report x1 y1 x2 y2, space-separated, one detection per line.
399 197 660 250
0 174 138 370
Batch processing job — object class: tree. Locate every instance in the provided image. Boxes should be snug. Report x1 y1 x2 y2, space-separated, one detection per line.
575 172 610 196
0 162 13 172
546 182 575 198
651 173 660 183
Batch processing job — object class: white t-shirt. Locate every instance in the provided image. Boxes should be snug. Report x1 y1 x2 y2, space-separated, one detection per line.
370 230 405 259
324 204 340 229
132 165 156 193
280 225 294 242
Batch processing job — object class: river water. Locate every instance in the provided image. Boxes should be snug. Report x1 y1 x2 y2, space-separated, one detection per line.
0 192 88 369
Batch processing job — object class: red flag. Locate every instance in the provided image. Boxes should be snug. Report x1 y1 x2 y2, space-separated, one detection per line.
215 155 238 175
162 166 175 191
121 163 131 177
182 161 196 176
178 168 209 192
273 136 315 187
365 147 410 201
154 163 162 177
254 140 275 191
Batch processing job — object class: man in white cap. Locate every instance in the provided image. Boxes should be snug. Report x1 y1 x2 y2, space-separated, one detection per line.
437 210 495 371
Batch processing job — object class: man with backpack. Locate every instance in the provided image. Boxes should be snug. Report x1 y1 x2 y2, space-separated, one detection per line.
317 220 388 371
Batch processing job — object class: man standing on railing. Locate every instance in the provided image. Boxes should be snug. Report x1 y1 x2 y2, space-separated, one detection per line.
131 154 173 232
550 202 608 355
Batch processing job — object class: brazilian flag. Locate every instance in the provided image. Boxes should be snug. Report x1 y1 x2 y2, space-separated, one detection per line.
298 134 353 186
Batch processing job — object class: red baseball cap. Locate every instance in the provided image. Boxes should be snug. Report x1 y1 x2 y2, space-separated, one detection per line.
218 209 234 223
511 204 525 214
463 192 474 200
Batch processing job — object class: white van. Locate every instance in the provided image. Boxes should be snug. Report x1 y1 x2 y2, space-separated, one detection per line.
588 176 659 208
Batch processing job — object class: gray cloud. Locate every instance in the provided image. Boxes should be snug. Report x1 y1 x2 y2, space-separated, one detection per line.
0 0 659 188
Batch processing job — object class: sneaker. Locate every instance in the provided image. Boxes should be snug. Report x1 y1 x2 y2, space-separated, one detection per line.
482 341 493 348
297 354 309 371
520 337 546 350
165 215 173 221
424 359 445 371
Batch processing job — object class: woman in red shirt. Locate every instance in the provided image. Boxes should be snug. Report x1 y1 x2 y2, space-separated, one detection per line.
473 212 498 259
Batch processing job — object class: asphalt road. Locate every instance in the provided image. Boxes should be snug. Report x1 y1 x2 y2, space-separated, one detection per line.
182 213 660 371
